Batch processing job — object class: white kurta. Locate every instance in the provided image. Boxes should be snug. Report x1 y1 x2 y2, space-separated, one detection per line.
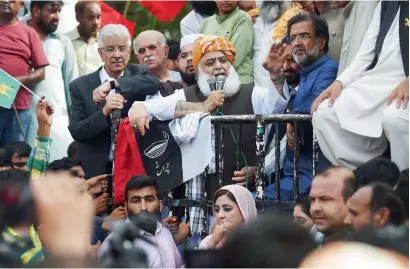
313 3 409 170
26 33 78 162
252 17 277 89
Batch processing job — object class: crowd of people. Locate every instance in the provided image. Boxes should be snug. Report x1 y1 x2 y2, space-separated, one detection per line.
0 0 409 267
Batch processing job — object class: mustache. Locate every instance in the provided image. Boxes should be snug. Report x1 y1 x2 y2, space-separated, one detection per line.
111 58 124 63
293 46 306 54
144 55 156 62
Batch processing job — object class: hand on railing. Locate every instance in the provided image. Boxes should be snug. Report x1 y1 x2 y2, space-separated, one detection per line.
232 166 256 186
287 123 305 150
129 103 150 136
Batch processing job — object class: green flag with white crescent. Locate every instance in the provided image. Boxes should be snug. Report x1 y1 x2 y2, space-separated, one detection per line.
0 68 20 109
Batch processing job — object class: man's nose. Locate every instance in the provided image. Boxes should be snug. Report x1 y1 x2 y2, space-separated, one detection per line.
344 213 353 225
140 200 148 211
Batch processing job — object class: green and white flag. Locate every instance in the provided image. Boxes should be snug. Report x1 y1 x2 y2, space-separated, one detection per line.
0 68 20 109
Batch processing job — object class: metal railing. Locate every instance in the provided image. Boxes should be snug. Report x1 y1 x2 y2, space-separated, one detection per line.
161 114 319 238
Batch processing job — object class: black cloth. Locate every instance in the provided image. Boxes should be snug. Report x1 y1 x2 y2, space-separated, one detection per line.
183 84 256 196
68 64 160 178
368 1 409 76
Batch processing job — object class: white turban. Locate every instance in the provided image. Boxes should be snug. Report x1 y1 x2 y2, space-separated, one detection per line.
180 34 200 50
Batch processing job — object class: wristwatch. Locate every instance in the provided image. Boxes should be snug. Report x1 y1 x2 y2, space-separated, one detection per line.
107 78 117 89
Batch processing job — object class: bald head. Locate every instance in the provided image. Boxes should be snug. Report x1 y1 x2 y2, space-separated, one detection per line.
133 30 168 73
300 242 409 268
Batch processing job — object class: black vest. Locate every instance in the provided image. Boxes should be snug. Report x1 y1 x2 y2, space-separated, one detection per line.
368 1 409 76
184 84 256 194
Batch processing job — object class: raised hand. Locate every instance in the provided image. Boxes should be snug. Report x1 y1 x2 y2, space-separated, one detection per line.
263 42 291 77
36 96 54 127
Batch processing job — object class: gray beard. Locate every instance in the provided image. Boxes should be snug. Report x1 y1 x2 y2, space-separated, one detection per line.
293 43 320 68
259 0 291 22
197 65 241 98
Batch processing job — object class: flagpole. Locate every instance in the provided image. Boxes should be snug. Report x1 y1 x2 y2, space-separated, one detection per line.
123 0 131 17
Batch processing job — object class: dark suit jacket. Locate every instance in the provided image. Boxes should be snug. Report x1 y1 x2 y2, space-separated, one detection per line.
68 64 160 178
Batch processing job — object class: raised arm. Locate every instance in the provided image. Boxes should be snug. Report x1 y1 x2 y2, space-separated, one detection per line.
27 97 53 180
129 90 224 135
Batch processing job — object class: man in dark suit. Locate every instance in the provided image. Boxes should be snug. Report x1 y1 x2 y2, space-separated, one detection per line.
68 24 160 179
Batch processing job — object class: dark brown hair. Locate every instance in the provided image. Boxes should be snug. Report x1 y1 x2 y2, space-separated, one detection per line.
213 189 238 205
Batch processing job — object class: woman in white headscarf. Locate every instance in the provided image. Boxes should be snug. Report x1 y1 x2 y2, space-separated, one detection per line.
199 185 258 249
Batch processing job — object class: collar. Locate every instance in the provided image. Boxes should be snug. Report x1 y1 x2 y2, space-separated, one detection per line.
99 65 125 82
216 6 239 23
67 26 98 43
301 54 330 75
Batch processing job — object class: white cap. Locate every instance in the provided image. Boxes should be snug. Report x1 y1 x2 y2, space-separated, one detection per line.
180 34 200 50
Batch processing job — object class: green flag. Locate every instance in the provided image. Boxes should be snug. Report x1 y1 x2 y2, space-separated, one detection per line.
0 68 20 109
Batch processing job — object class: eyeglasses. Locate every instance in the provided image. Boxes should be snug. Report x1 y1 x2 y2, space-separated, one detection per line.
101 45 130 54
289 33 312 43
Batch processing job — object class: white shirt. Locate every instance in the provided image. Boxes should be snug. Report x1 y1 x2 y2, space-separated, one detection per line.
180 10 207 36
99 67 124 160
98 221 184 268
66 27 103 76
253 17 277 88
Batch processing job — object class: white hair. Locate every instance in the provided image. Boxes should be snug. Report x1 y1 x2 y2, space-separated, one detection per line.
132 30 166 54
98 24 131 48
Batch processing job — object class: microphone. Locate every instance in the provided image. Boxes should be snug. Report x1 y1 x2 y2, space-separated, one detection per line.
207 77 216 91
215 75 226 91
111 88 122 120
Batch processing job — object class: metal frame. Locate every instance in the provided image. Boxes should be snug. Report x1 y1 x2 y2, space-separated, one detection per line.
161 114 318 238
111 114 317 238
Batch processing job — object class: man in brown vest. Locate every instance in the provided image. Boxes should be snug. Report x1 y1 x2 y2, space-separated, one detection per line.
128 35 289 192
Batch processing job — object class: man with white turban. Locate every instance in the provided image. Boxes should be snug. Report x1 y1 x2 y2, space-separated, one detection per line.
177 34 199 87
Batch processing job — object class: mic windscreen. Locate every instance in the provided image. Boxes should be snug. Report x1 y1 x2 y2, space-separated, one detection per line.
207 78 216 91
215 75 226 91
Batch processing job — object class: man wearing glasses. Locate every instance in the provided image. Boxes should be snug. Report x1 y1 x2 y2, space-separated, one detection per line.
68 24 160 182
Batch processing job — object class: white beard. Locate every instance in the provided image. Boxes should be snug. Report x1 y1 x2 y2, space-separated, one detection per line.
260 0 291 22
197 65 241 98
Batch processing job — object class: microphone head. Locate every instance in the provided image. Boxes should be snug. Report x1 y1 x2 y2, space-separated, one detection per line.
207 77 217 91
215 75 226 91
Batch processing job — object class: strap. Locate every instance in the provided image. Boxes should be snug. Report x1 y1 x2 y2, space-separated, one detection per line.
12 104 25 138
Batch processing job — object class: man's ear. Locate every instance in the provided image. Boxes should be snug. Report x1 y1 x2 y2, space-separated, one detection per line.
164 45 169 58
373 208 391 228
318 37 326 51
98 48 104 61
159 200 163 213
31 6 41 19
75 12 81 23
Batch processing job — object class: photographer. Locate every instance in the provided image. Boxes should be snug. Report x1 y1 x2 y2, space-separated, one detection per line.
98 175 184 268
